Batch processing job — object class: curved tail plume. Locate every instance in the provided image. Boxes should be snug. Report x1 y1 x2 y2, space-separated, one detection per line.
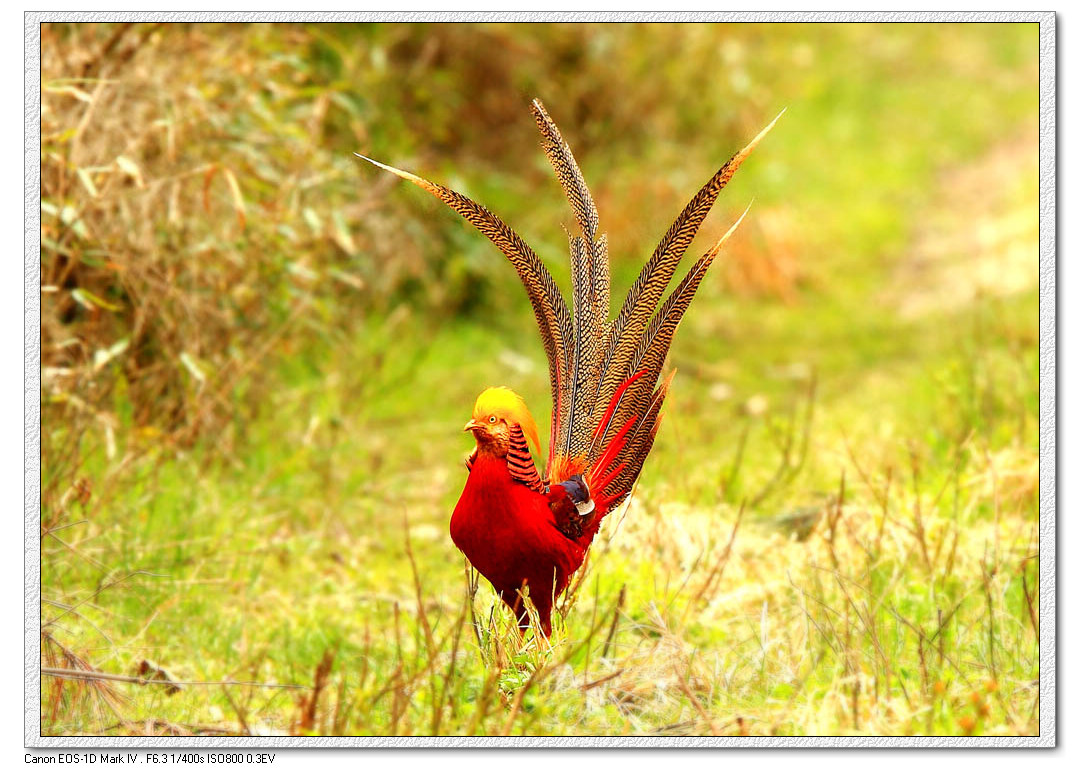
358 101 781 507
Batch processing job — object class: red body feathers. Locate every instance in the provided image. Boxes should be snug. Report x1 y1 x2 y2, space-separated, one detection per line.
451 455 585 635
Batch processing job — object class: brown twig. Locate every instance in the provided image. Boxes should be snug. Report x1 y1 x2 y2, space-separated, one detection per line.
41 667 309 690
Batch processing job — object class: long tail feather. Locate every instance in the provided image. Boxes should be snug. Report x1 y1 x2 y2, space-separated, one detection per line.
591 369 647 445
634 204 751 375
532 100 611 460
583 368 670 513
600 204 752 451
355 152 573 452
564 234 594 458
531 100 600 248
594 110 784 414
607 370 676 506
590 413 639 487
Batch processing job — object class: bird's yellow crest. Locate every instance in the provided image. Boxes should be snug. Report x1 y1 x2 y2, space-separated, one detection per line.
472 387 542 458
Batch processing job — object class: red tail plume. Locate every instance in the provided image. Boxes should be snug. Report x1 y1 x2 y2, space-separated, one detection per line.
585 369 649 510
590 369 647 443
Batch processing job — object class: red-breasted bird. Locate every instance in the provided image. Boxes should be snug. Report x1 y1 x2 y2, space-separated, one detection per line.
359 100 780 635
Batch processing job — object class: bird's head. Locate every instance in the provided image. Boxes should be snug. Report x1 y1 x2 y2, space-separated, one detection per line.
465 387 541 459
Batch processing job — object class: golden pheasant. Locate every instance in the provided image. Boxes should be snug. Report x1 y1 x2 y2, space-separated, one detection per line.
359 100 779 635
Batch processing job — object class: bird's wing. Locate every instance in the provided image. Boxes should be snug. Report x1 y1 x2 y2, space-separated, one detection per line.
546 475 594 541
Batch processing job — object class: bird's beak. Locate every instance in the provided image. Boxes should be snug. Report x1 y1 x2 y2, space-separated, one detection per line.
463 419 482 433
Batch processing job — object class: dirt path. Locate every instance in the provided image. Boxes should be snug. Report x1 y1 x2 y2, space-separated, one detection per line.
886 133 1039 320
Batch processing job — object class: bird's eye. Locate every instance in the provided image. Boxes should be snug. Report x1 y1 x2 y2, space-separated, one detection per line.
488 415 497 424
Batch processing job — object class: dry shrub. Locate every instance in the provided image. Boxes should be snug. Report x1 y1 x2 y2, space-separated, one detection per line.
43 24 381 461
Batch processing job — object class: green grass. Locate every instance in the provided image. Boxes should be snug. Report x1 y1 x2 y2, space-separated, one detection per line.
41 286 1041 735
39 22 1040 737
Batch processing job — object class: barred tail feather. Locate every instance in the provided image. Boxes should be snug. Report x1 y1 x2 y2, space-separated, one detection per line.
355 153 573 442
594 110 784 416
531 100 599 248
563 234 593 458
599 204 752 453
532 100 613 463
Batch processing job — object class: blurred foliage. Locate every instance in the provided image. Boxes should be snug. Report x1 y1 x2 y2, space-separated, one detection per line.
39 21 1040 737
